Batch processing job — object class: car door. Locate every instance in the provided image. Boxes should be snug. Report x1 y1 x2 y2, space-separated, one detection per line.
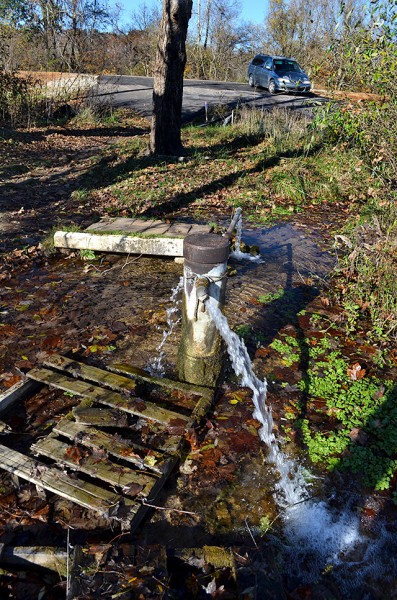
263 57 273 89
251 56 265 86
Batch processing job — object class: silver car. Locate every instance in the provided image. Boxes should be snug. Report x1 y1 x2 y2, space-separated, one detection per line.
247 54 311 94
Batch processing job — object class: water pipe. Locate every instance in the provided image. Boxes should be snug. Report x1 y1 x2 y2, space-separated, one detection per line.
177 233 229 387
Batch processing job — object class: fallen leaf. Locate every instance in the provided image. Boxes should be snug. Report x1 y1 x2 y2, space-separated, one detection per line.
347 362 366 380
122 482 144 496
65 445 85 465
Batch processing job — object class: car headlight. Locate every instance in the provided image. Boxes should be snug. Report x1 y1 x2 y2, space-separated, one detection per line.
283 76 290 82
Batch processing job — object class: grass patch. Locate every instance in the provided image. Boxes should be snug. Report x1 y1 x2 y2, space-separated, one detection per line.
297 344 397 491
332 201 397 343
72 106 374 226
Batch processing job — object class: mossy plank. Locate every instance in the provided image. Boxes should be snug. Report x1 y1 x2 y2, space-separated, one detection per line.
109 363 214 402
53 418 168 473
0 379 41 416
1 546 68 575
32 436 156 496
0 444 136 517
72 407 128 427
43 355 137 394
86 217 166 233
27 367 189 426
166 223 193 235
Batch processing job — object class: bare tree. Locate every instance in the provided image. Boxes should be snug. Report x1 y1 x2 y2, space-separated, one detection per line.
149 0 192 155
264 0 366 78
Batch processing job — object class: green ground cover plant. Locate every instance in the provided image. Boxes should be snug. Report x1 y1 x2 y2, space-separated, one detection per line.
269 328 397 491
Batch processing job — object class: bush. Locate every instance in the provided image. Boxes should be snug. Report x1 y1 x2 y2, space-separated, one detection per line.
0 71 42 126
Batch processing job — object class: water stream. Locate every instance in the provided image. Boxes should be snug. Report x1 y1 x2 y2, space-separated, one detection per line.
207 301 308 508
230 215 262 262
206 298 390 590
147 276 183 376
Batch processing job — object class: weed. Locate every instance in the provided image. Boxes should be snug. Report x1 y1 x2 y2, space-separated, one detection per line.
79 249 97 261
258 289 284 304
332 203 397 343
270 336 301 366
235 324 251 339
71 189 90 201
294 343 397 490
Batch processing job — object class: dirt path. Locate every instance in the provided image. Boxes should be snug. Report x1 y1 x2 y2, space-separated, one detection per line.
0 120 148 253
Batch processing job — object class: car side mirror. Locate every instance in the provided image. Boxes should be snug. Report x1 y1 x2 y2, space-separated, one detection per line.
266 65 271 70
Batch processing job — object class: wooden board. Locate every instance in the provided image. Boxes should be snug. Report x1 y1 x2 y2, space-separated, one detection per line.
0 444 137 521
44 354 137 394
53 417 170 474
72 407 128 427
31 435 157 495
0 356 214 530
0 379 41 416
27 367 190 426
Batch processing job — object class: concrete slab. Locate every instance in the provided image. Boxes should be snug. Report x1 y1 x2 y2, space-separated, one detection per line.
55 218 213 257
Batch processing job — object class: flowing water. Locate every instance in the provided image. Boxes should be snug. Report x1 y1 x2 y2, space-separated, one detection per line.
207 298 397 594
207 301 308 508
147 276 183 376
230 215 262 262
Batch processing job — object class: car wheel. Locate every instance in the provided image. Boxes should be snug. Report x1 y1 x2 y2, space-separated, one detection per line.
268 79 276 94
248 73 255 87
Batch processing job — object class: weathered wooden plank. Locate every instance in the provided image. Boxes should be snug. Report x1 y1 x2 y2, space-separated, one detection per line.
166 223 193 236
26 368 190 426
91 217 166 232
109 363 214 402
46 354 213 416
32 436 156 495
0 379 41 416
53 418 168 473
86 217 166 233
53 231 185 257
0 546 68 575
0 444 136 518
72 407 128 428
139 224 172 235
43 354 137 394
190 224 214 234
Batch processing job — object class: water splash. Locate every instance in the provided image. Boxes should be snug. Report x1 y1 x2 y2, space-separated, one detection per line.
147 277 183 376
230 215 262 262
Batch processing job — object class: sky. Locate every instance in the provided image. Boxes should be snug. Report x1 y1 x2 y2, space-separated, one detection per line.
115 0 266 28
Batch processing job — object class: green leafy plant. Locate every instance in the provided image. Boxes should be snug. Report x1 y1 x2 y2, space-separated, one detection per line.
270 336 301 366
79 249 97 261
295 346 397 490
258 289 284 304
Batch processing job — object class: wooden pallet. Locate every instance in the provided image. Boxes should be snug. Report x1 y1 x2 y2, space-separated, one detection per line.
0 355 213 531
54 217 213 257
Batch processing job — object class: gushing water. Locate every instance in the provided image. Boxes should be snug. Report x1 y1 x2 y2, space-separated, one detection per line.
206 299 378 586
230 215 262 262
207 301 307 507
147 277 183 376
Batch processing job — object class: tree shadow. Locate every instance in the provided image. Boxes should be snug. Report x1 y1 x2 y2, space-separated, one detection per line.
0 124 147 144
235 236 397 496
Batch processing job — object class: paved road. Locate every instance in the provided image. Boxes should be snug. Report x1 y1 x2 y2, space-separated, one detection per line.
98 75 326 122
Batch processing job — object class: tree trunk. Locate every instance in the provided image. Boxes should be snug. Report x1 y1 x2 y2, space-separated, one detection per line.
149 0 192 156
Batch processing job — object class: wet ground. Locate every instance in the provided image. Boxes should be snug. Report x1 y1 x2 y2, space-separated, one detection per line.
1 220 397 598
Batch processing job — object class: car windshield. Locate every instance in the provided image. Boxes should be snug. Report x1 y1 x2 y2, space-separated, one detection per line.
273 59 302 74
